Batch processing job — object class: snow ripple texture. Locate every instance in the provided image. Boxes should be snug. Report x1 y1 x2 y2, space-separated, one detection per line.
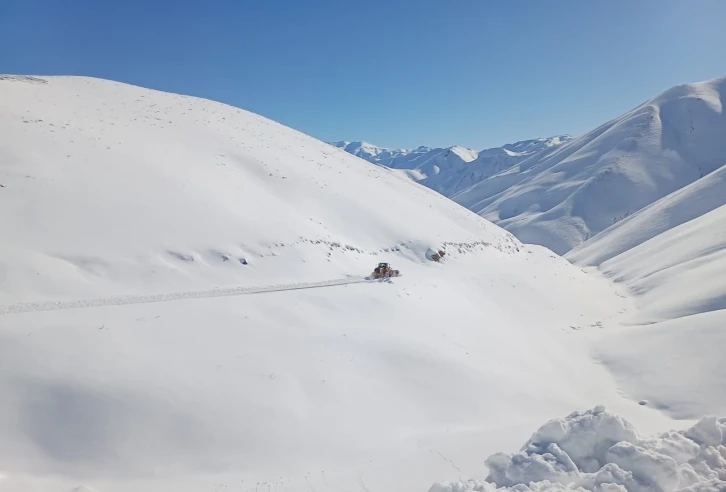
0 276 368 315
430 407 726 492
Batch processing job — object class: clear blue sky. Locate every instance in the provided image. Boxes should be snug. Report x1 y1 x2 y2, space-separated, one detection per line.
2 1 725 149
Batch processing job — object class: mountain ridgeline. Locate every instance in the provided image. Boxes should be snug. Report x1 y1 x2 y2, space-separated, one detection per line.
331 136 571 197
335 75 726 256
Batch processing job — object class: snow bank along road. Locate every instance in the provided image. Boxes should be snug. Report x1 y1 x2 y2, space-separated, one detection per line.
0 275 373 315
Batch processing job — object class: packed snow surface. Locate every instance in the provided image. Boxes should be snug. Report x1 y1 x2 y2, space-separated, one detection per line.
430 406 726 492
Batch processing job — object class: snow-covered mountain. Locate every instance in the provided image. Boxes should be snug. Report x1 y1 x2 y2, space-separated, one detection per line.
338 77 726 259
331 136 571 196
332 141 479 171
452 75 726 255
0 75 722 492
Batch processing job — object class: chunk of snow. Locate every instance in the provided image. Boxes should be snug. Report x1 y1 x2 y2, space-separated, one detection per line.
430 407 726 492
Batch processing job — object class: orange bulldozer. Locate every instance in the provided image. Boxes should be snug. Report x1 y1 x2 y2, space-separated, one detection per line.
372 262 400 279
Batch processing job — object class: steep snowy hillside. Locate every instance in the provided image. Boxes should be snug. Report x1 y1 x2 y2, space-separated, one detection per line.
565 164 726 419
568 163 726 267
453 75 726 254
0 74 699 492
0 74 519 304
332 136 570 197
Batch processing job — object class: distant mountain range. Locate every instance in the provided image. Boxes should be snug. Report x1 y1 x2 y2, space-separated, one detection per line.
331 136 572 196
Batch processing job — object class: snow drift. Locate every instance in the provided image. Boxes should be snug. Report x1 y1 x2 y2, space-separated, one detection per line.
430 406 726 492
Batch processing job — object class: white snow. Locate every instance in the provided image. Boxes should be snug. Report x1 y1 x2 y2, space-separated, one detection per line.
332 136 571 197
563 164 726 419
559 130 726 418
595 311 726 420
576 201 726 325
449 76 726 255
430 406 726 492
566 161 726 268
335 75 726 428
0 74 720 492
0 75 518 304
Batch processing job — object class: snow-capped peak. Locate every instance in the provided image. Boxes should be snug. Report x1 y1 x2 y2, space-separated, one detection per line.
334 135 573 196
453 74 726 255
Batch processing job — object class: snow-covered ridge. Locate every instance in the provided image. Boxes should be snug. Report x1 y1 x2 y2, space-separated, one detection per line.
567 163 726 267
452 75 726 255
337 76 726 259
430 406 726 492
330 136 572 196
566 160 726 326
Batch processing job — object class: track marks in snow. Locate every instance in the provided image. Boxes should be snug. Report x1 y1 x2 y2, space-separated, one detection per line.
0 276 369 315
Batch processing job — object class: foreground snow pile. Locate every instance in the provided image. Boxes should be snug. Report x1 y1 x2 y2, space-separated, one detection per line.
430 407 726 492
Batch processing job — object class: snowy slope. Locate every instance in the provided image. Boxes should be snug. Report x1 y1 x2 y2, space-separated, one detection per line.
331 136 570 196
453 76 726 254
588 207 726 419
564 164 726 419
590 202 726 325
0 74 704 492
567 162 726 267
0 74 520 304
